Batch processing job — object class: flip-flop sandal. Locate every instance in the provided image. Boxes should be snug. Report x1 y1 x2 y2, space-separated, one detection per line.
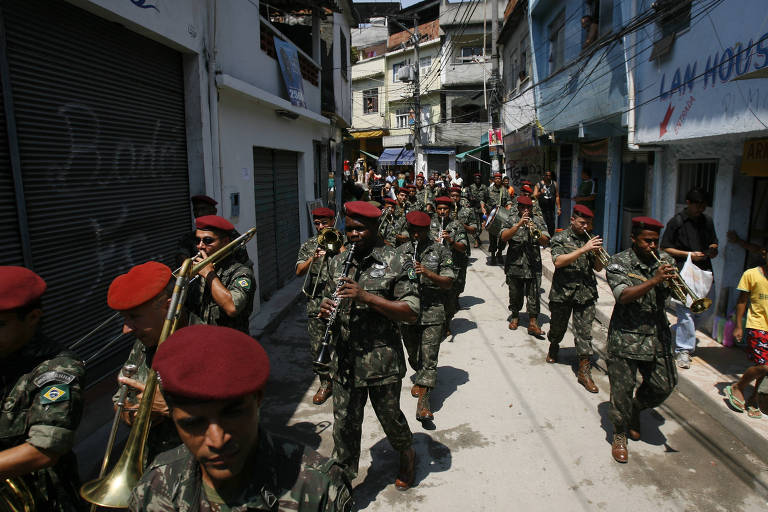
725 385 746 412
747 406 763 419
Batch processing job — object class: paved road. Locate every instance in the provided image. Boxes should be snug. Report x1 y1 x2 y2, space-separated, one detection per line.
258 247 768 511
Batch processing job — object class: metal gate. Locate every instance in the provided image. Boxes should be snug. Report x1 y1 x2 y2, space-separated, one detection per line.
0 0 190 381
253 147 300 302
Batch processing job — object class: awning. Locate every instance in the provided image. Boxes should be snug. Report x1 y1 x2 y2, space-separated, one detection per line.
456 144 488 161
379 147 415 166
422 147 455 155
350 129 386 139
359 150 379 160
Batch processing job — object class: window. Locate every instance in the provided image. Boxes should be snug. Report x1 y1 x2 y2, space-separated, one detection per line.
395 107 410 128
457 45 489 63
657 0 692 38
519 45 528 80
419 56 433 75
392 60 410 82
677 160 717 205
363 88 378 114
340 30 348 80
548 11 566 74
597 0 613 38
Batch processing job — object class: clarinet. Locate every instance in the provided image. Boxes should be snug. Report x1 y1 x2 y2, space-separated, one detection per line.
315 243 356 367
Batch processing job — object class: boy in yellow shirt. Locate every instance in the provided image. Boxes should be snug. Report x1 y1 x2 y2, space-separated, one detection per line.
725 249 768 417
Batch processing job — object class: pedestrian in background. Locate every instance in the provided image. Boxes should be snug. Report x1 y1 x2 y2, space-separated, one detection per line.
534 170 561 237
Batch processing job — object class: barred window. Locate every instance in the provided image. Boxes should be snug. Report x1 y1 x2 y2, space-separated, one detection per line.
677 159 717 205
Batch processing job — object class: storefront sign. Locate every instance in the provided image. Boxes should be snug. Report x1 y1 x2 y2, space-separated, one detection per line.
274 37 307 108
741 138 768 176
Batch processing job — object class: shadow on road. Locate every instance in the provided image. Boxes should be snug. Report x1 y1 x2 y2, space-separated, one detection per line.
432 366 470 413
459 295 485 308
353 432 452 509
450 317 477 335
597 401 669 447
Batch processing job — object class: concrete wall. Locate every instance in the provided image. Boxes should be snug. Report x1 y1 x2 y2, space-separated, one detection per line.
439 0 505 27
333 12 353 126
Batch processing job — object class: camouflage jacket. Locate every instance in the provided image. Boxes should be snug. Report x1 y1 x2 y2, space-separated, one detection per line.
549 227 598 304
606 249 674 361
456 204 478 253
467 183 488 207
297 235 332 315
501 211 548 278
128 429 353 512
430 217 469 265
396 240 455 325
187 254 255 333
321 243 419 388
114 340 182 464
0 333 86 512
414 187 435 211
486 184 510 210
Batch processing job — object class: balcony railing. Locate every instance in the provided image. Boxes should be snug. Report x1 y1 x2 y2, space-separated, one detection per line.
260 18 319 86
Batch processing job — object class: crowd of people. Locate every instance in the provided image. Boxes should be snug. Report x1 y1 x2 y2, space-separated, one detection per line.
3 170 767 510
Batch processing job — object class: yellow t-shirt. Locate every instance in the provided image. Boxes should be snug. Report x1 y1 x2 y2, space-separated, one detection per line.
737 266 768 331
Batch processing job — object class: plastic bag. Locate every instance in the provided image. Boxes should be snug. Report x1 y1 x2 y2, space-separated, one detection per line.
676 253 713 309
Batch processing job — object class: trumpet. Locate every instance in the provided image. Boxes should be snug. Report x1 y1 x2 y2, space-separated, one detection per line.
302 227 343 298
527 219 541 241
377 209 394 240
649 251 712 314
1 476 35 512
315 243 356 367
585 230 611 267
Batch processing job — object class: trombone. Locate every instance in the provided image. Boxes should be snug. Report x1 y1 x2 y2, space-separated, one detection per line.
301 227 343 297
80 228 257 509
585 230 611 267
650 251 712 314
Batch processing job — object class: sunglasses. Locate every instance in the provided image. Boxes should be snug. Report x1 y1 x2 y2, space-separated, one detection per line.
195 236 217 245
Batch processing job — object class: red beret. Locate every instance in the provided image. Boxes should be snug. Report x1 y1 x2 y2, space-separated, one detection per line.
384 197 397 205
572 204 594 218
449 187 462 193
108 262 171 311
632 216 664 231
522 180 532 185
493 172 502 178
312 207 335 218
345 201 382 219
405 184 416 190
196 215 235 232
405 211 431 227
0 266 46 311
474 173 481 177
522 185 533 193
517 196 533 206
154 325 270 400
416 174 425 179
190 194 217 206
435 196 452 205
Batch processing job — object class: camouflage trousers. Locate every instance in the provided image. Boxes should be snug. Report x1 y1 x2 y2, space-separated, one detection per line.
606 353 678 432
332 381 413 478
489 235 506 256
473 208 483 242
401 323 443 388
307 316 331 379
445 266 467 321
506 275 540 318
548 301 596 356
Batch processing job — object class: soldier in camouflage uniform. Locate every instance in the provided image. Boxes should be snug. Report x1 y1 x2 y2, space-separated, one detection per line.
431 196 468 336
0 267 86 512
186 215 255 334
485 172 511 264
129 325 353 511
547 205 604 393
107 261 183 464
378 198 400 245
296 207 338 404
414 173 435 214
468 173 488 249
392 188 411 246
449 187 477 297
318 201 418 490
500 196 550 337
405 184 419 214
519 184 544 226
605 216 678 464
398 211 455 422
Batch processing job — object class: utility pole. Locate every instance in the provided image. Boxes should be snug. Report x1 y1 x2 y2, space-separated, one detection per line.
490 0 501 173
390 16 421 176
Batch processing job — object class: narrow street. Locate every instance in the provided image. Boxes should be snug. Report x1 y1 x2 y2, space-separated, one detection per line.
258 245 768 511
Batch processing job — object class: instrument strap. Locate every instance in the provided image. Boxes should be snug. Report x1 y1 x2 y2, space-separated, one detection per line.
627 272 647 282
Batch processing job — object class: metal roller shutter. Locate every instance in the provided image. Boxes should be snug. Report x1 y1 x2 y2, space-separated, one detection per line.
2 0 190 380
274 150 300 287
0 68 22 266
253 147 278 301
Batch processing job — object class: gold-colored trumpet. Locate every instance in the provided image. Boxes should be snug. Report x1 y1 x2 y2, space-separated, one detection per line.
527 219 541 241
302 227 343 297
585 230 611 267
1 476 35 512
80 228 257 509
650 251 712 314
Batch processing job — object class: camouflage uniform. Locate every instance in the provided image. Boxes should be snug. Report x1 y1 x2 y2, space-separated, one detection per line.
397 240 455 388
129 429 353 512
0 333 86 511
186 253 255 333
378 211 399 246
116 340 182 465
502 210 548 320
605 249 678 433
548 227 599 355
415 187 435 212
467 182 488 240
321 243 418 477
486 184 510 256
297 236 332 379
430 216 468 323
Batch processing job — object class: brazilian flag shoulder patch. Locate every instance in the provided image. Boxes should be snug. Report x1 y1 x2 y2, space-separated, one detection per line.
236 277 251 290
40 384 70 404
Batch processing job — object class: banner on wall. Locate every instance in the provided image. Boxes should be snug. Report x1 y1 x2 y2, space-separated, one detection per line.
274 37 307 109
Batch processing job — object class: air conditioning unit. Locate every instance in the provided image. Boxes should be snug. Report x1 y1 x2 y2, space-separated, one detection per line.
398 65 415 82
